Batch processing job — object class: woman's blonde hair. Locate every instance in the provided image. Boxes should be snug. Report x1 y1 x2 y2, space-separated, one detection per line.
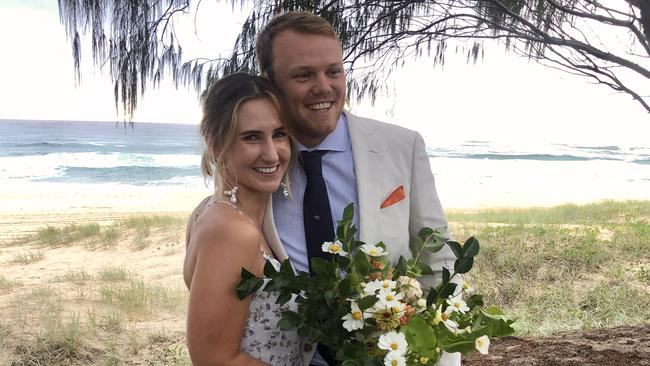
199 72 295 193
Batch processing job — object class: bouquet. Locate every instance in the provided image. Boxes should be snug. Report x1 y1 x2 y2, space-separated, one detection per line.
238 204 515 365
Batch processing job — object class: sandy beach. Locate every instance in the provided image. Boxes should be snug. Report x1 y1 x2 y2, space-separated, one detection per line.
2 177 649 243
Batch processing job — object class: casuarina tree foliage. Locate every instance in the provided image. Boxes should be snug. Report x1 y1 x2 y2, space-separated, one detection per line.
58 0 650 117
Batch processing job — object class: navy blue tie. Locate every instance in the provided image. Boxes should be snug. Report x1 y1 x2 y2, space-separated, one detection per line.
301 150 335 273
302 150 338 365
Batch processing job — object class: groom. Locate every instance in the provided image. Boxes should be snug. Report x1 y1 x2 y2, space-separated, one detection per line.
259 11 461 366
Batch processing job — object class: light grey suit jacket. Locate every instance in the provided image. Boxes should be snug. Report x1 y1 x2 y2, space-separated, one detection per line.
263 111 460 366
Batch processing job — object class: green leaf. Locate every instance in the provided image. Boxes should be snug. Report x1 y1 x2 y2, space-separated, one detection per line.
263 260 277 278
311 257 333 277
454 257 474 274
276 291 292 305
446 241 463 259
416 261 434 276
338 277 352 297
401 317 438 358
338 255 352 270
441 340 476 354
439 283 457 299
395 256 408 277
342 361 360 366
324 289 336 307
352 250 372 275
442 267 450 284
409 235 424 257
240 267 256 280
418 227 434 240
236 277 263 299
343 203 355 221
463 237 480 257
424 240 445 253
426 287 438 307
280 258 294 274
466 294 484 308
358 295 378 311
277 311 301 330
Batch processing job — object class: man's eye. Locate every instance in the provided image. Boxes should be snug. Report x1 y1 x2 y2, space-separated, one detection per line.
294 73 310 80
329 68 343 76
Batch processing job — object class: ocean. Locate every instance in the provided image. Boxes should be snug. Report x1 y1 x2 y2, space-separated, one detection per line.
1 119 648 208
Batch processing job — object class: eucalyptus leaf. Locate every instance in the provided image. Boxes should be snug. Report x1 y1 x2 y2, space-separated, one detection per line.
439 283 457 299
418 227 434 241
446 241 463 259
454 257 474 274
409 235 424 257
463 237 480 257
426 287 438 307
442 267 450 284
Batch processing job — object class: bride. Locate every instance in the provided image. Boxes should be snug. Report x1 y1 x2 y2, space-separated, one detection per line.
183 73 303 365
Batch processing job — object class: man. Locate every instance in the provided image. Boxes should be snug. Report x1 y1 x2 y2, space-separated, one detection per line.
258 11 461 366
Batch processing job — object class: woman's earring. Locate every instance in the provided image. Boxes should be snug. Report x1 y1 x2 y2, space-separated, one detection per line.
281 182 289 199
224 186 239 205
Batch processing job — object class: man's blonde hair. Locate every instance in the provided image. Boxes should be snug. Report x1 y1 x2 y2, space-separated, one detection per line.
256 11 339 80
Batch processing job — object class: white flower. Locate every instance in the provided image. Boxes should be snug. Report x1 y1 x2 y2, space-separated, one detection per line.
415 298 428 312
360 243 386 257
341 301 370 332
377 289 404 308
364 279 396 295
447 297 470 314
384 352 406 366
378 331 408 355
433 305 460 333
397 276 423 303
321 240 347 256
475 335 490 355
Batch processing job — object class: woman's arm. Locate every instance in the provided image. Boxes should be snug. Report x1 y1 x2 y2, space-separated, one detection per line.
185 209 268 366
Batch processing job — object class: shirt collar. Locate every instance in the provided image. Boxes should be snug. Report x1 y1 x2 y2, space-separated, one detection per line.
298 113 349 152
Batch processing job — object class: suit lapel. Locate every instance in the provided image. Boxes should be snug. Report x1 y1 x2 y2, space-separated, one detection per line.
262 196 289 261
345 111 382 242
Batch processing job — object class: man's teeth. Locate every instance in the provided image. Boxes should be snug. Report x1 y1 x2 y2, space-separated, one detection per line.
254 166 278 174
307 102 332 111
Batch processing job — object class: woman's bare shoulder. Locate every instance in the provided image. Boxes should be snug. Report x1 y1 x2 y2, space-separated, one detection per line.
190 202 261 255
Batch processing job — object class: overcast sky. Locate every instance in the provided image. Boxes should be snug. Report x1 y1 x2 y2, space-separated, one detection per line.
1 0 649 146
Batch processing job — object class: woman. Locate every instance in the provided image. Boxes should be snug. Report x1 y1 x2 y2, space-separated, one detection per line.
183 73 302 365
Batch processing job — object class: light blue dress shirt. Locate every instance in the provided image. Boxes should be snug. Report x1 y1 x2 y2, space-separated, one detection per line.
272 114 360 274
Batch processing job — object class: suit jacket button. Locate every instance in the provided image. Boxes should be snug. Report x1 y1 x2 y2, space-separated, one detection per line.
303 343 313 352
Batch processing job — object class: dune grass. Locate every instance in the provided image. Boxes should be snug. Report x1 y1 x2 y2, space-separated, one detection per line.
1 203 648 364
448 199 650 335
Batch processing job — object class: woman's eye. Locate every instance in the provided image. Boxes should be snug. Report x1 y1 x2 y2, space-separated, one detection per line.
273 131 287 138
243 134 259 141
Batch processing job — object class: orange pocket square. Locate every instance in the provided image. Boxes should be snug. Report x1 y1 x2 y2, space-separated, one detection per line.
380 186 406 209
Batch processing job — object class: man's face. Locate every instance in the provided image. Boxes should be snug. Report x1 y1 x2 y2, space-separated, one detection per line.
270 30 346 148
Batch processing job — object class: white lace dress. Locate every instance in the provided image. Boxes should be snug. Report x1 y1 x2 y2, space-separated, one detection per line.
240 253 303 366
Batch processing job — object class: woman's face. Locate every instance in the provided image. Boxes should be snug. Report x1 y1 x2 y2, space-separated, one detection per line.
221 98 291 197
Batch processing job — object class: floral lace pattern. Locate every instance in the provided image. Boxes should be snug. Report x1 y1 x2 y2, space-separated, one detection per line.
240 256 303 366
